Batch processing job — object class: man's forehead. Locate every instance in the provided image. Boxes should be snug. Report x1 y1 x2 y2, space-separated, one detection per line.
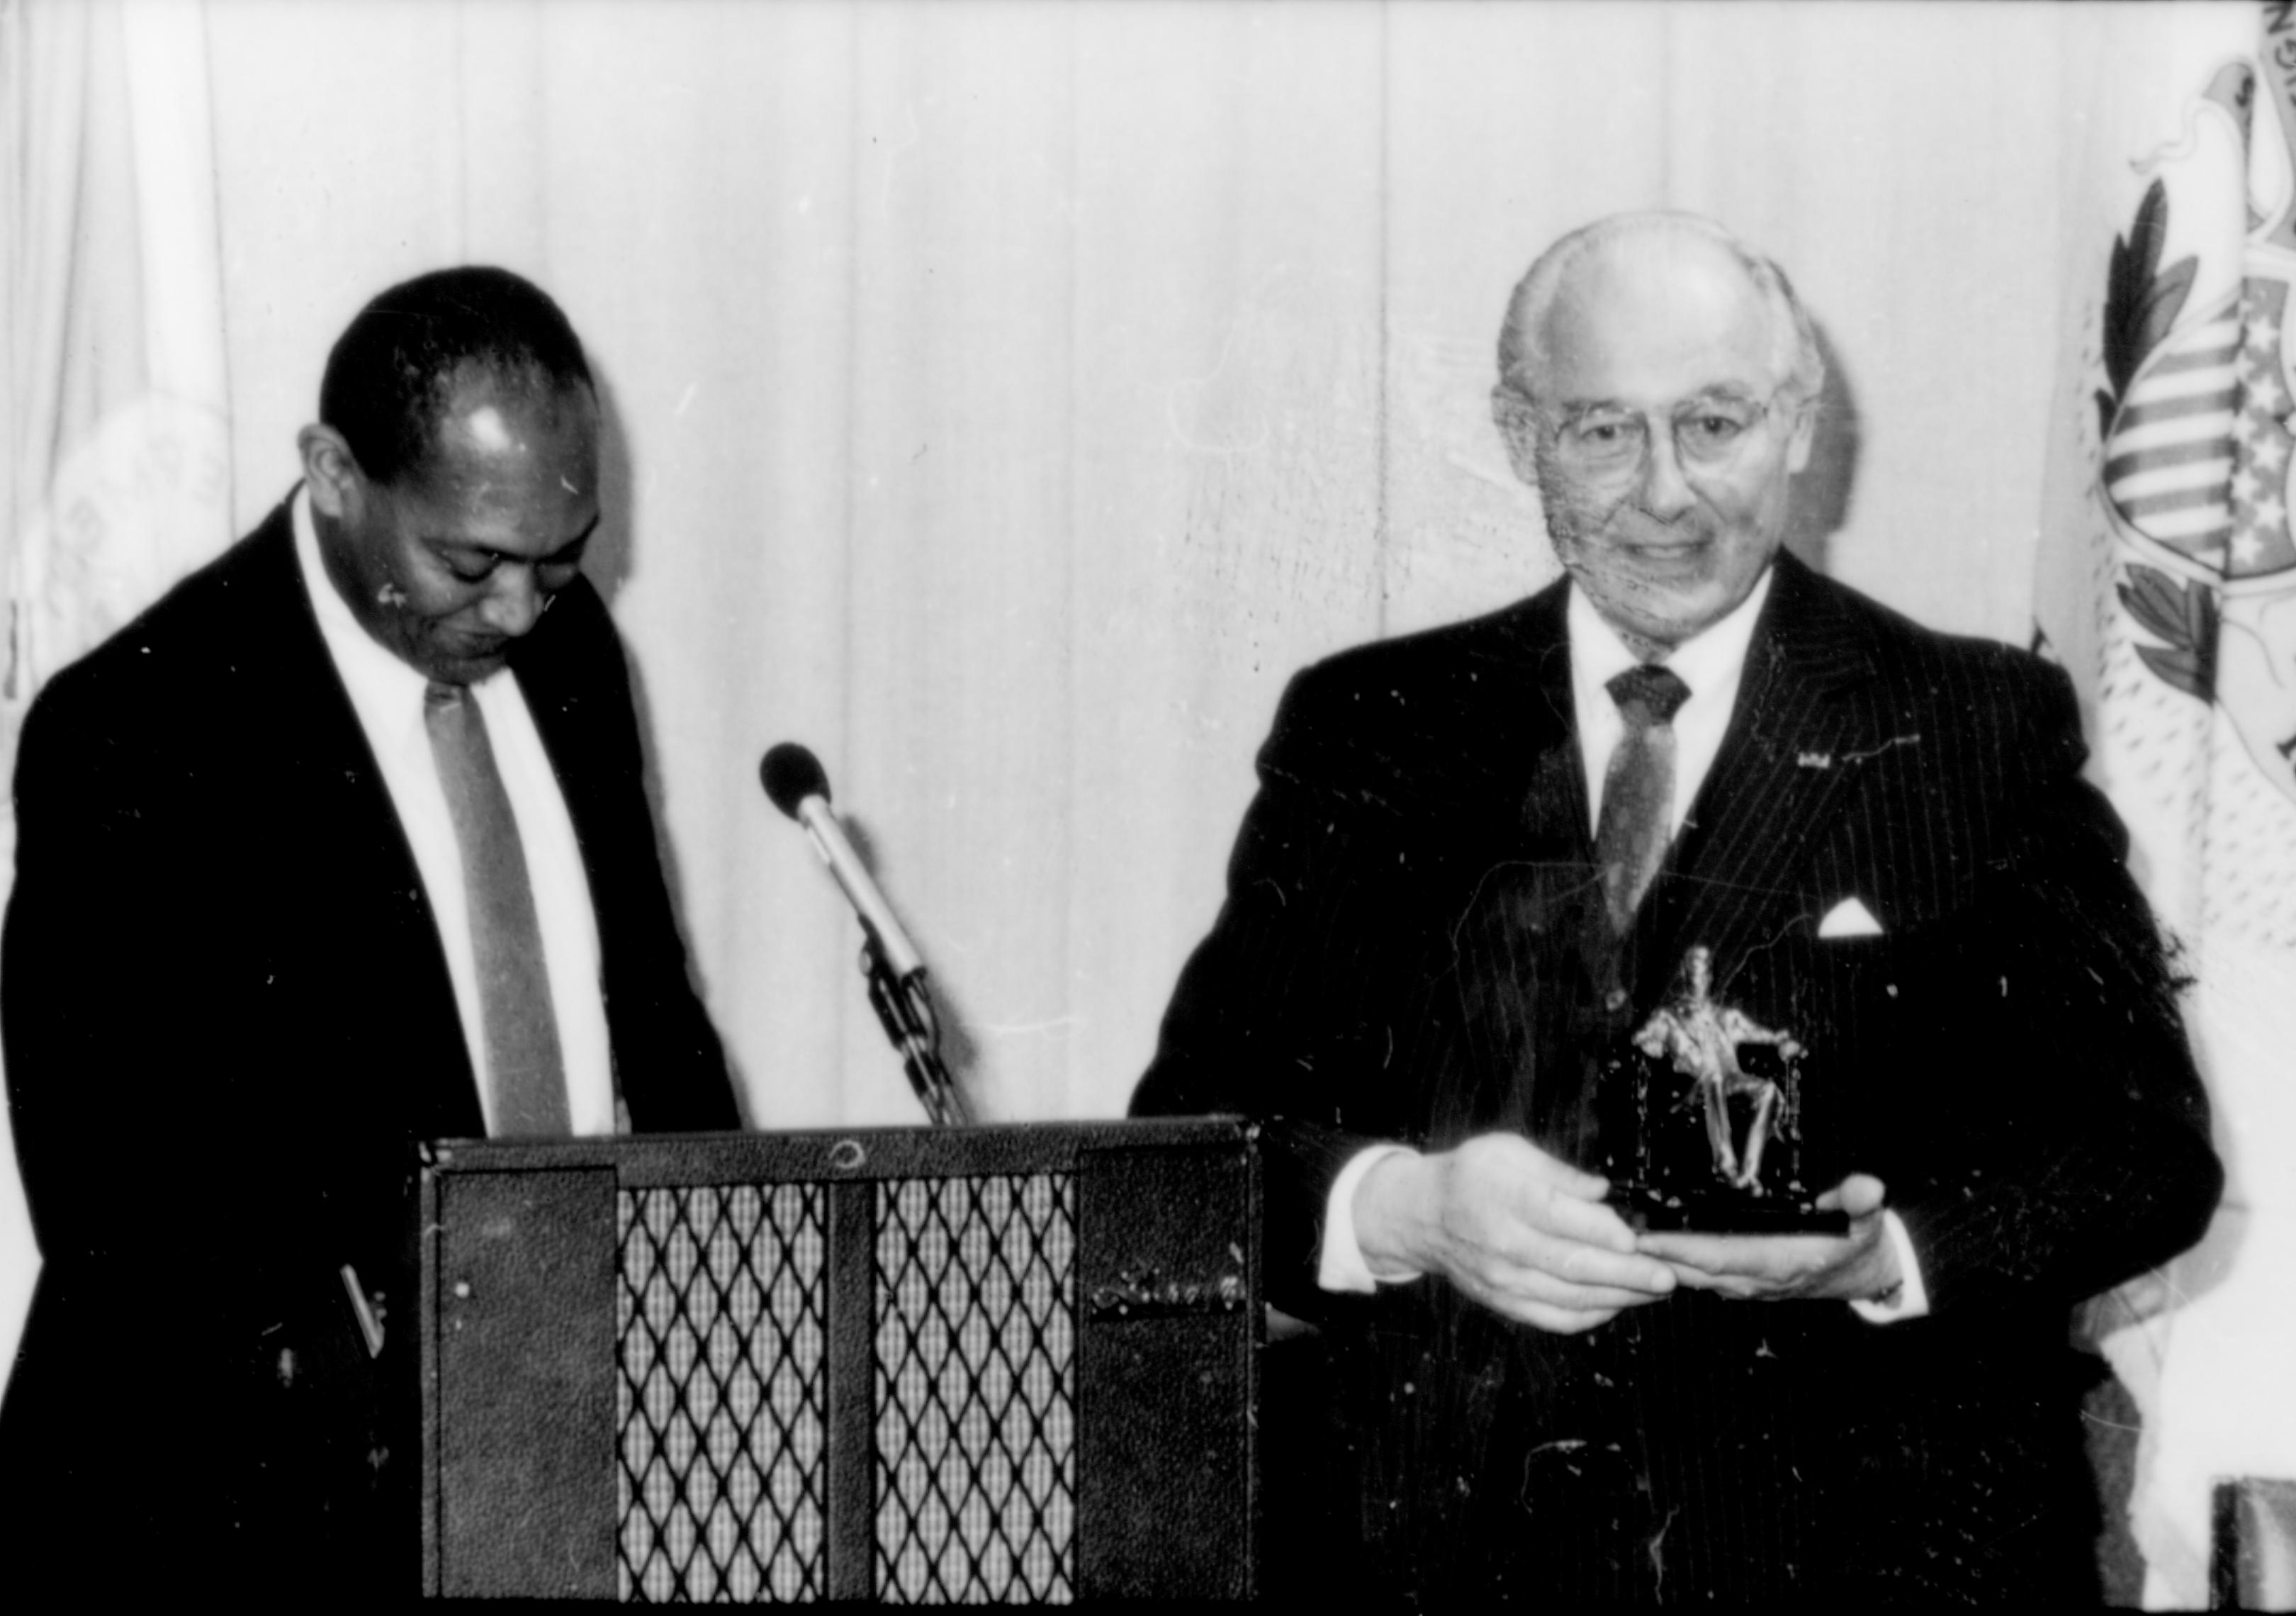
1542 233 1780 399
434 371 595 453
412 376 598 492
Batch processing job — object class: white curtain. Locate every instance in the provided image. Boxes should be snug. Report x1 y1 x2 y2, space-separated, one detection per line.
5 6 2278 1592
188 0 2098 1131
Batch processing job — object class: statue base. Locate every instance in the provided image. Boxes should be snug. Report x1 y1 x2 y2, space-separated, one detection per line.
1608 1180 1849 1235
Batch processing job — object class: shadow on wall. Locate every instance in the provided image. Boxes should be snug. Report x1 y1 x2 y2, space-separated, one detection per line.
584 371 637 606
582 367 757 1127
1784 320 1861 577
583 367 988 1128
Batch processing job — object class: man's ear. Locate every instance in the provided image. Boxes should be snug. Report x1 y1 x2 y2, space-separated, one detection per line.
1491 386 1545 488
296 425 364 522
1784 398 1818 476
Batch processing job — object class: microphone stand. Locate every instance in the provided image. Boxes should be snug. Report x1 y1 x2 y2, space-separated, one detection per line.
859 939 971 1127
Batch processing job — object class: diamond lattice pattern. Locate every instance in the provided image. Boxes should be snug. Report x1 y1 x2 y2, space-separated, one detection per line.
874 1174 1078 1603
618 1184 828 1601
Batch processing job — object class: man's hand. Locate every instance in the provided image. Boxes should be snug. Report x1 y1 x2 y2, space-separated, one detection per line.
1353 1133 1677 1333
1633 1174 1901 1302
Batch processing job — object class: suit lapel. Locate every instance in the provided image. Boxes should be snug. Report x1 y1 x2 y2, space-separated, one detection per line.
235 508 486 1138
1521 615 1591 858
1455 579 1587 856
1421 581 1602 1145
1641 554 1894 997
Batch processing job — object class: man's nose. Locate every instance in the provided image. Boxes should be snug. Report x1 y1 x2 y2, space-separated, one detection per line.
1634 430 1697 521
480 564 545 638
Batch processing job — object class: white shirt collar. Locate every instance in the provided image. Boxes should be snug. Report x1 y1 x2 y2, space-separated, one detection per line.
1565 563 1774 698
1565 563 1777 838
293 484 436 717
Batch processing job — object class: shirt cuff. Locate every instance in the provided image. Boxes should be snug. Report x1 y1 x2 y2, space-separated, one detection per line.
1849 1209 1931 1324
1317 1144 1424 1294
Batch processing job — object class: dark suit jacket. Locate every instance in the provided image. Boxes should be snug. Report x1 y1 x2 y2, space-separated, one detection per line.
1133 553 2221 1603
0 501 738 1592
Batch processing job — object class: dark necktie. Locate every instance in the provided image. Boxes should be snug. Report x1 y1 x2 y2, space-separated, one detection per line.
424 680 570 1137
1594 663 1692 934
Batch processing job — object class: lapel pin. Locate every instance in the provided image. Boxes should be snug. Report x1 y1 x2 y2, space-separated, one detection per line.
1796 751 1832 769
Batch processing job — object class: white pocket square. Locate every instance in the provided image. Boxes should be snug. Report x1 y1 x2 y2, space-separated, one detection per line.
1817 897 1885 938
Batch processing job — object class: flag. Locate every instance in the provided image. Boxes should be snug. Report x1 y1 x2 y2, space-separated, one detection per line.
2037 4 2296 1603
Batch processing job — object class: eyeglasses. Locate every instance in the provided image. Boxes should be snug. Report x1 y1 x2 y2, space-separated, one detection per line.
1538 393 1785 482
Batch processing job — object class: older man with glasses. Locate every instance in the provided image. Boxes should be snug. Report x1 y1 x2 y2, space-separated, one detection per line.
1134 211 2221 1603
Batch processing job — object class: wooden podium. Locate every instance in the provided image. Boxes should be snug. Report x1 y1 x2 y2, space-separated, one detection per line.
417 1119 1258 1602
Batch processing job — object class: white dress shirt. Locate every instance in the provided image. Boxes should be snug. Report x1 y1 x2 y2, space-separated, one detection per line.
293 488 618 1136
1317 569 1926 1322
1565 569 1771 841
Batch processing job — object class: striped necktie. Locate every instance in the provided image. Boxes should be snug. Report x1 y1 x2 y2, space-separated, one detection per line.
1594 663 1692 934
424 680 570 1137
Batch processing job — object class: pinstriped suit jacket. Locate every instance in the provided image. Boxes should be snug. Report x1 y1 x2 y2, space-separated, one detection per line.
1133 551 2220 1603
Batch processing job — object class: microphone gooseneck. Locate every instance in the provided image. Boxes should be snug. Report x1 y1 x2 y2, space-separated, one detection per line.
758 742 970 1127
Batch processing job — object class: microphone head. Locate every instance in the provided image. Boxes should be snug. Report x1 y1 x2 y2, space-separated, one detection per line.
760 742 831 819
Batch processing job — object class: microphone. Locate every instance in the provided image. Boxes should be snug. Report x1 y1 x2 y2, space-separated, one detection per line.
760 741 969 1127
760 743 926 980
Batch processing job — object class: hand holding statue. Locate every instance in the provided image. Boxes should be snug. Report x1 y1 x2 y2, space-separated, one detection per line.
1353 1132 1680 1333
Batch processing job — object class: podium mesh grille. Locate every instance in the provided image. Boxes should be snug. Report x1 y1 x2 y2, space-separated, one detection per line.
874 1174 1079 1603
609 1173 1079 1603
618 1184 829 1602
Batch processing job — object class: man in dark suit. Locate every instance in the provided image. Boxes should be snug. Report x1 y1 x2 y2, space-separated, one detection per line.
0 267 738 1590
1133 213 2222 1603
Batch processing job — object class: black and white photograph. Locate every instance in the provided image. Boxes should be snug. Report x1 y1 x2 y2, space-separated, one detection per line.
1 0 2292 1605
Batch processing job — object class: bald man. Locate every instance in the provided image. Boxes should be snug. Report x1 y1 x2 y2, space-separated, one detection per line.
1 266 737 1592
1134 214 2219 1603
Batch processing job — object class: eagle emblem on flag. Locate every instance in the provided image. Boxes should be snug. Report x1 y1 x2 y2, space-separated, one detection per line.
2095 60 2296 808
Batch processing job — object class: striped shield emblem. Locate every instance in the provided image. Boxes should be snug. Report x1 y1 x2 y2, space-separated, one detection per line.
2103 271 2296 585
